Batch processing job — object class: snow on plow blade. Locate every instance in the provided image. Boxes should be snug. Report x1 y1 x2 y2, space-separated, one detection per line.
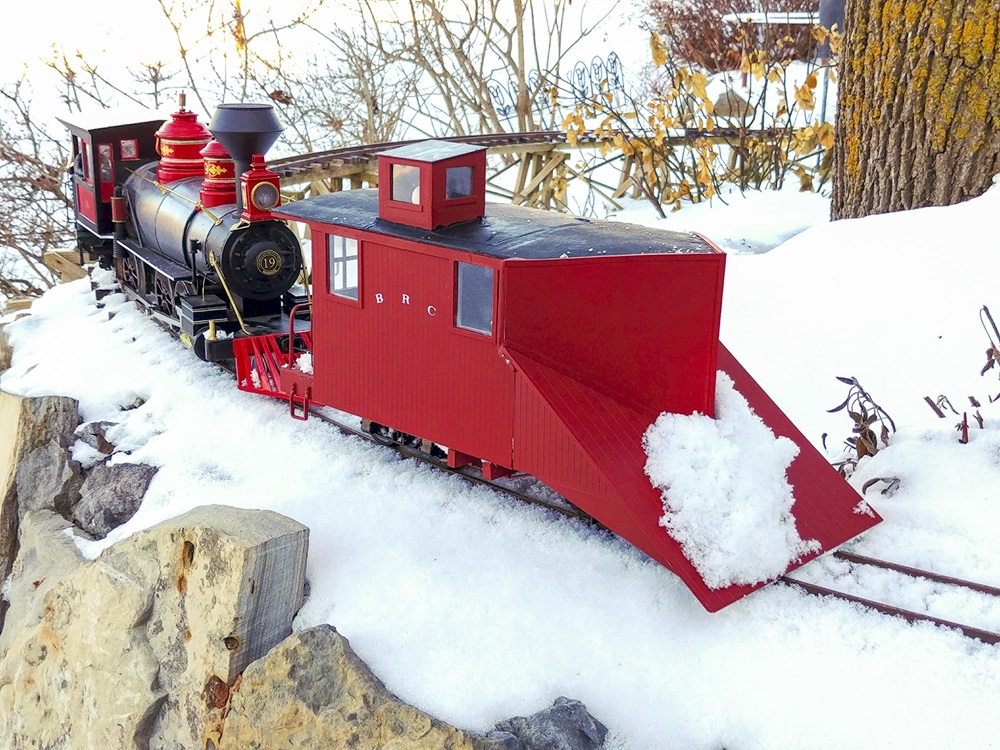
503 342 881 613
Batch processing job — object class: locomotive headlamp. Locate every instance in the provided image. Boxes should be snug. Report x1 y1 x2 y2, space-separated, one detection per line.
251 181 280 211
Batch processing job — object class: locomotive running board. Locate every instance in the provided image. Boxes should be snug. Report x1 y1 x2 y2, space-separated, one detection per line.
502 344 882 612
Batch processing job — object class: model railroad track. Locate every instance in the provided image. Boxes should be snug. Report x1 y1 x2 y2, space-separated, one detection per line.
128 287 1000 643
268 128 788 182
269 131 568 180
125 316 1000 644
303 406 592 523
300 406 1000 646
782 554 1000 645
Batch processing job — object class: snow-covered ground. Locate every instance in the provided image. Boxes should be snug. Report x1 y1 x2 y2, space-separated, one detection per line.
4 183 1000 749
11 4 994 744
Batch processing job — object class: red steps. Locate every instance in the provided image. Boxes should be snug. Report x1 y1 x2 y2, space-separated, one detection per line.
233 331 314 419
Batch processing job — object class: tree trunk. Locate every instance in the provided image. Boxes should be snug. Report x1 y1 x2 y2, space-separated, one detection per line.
832 0 1000 219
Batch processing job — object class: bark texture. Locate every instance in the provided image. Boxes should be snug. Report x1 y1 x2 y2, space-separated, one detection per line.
832 0 1000 219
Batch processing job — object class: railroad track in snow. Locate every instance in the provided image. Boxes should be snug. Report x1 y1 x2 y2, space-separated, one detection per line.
268 128 786 178
782 553 1000 644
303 410 1000 645
127 287 1000 645
303 406 592 523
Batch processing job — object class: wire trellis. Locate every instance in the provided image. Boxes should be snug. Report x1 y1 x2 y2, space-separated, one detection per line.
486 52 627 128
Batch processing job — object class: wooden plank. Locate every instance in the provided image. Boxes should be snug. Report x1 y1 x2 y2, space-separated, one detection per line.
612 154 635 199
513 156 531 199
513 153 567 206
2 298 33 313
43 250 89 282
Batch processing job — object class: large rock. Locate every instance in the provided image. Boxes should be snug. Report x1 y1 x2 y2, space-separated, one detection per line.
490 698 609 750
15 440 83 521
0 504 309 750
0 510 88 645
219 624 506 750
0 323 11 373
0 392 79 632
72 460 158 538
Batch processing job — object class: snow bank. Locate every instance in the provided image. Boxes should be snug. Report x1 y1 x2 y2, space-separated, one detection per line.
6 180 1000 750
643 372 818 588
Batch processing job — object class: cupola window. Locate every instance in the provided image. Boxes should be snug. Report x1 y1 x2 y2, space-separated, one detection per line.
391 164 421 204
446 166 473 199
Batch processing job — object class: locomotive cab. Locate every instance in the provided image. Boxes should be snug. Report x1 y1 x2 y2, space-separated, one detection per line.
57 111 163 260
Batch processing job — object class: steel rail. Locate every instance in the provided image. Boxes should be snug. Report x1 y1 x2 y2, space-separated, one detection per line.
304 405 1000 647
215 354 1000 644
304 406 592 522
781 576 1000 645
268 128 790 180
833 550 1000 598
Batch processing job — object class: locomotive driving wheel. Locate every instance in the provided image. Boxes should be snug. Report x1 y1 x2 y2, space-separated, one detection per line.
153 273 176 317
116 254 140 293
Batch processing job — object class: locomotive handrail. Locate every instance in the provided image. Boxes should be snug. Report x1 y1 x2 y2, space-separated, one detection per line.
287 302 312 361
207 250 249 334
126 168 225 226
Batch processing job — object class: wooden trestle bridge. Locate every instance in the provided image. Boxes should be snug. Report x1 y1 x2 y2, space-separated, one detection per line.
270 128 779 214
33 127 783 302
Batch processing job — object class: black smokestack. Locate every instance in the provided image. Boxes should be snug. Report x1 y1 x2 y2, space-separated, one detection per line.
208 103 284 210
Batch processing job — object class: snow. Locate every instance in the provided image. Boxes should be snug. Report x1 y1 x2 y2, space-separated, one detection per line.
644 372 817 589
293 351 314 374
4 5 999 743
5 186 1000 748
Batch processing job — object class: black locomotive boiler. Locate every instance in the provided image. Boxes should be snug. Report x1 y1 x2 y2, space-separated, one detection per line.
60 100 304 359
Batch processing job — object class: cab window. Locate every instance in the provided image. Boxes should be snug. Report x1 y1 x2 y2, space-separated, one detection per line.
74 137 92 183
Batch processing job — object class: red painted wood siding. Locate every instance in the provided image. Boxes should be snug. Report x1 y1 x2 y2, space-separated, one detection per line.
513 360 616 504
500 254 726 419
312 238 514 465
76 183 97 225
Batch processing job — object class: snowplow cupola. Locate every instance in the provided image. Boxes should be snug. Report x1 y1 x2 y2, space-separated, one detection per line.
377 140 487 231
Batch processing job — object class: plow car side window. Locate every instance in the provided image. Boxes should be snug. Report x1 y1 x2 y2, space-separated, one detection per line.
327 234 359 300
456 262 493 335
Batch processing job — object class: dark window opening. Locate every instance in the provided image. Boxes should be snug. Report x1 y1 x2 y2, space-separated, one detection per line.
120 138 139 160
456 262 494 335
80 139 92 183
391 163 421 204
327 234 359 299
446 166 474 199
98 144 113 182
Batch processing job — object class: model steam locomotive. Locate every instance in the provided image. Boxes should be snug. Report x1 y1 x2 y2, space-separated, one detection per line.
62 101 880 612
60 99 303 360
